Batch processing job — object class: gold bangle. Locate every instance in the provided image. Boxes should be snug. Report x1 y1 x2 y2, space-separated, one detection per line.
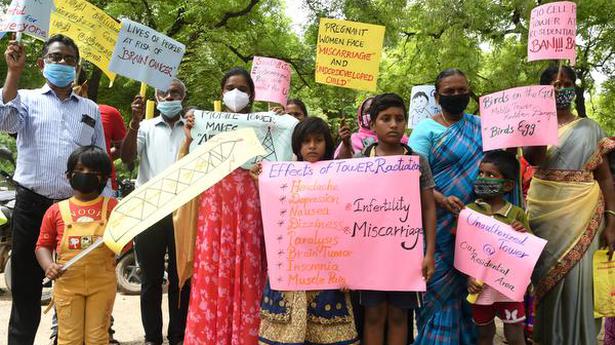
605 210 615 217
128 121 139 132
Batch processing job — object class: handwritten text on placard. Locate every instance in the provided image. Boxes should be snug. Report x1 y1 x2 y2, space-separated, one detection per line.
251 56 292 106
528 1 576 64
260 156 425 291
190 111 298 169
50 0 120 82
480 85 558 151
0 0 54 40
454 208 547 300
315 18 385 92
109 19 185 90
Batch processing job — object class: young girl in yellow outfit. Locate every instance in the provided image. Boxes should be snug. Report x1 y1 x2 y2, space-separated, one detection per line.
36 145 118 345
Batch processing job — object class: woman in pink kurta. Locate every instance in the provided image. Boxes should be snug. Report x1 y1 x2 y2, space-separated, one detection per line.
183 68 267 345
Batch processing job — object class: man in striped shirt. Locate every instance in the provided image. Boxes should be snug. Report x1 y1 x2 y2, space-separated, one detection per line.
0 34 110 345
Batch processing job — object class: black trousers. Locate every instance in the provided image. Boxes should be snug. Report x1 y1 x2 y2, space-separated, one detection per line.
8 187 55 345
134 215 191 344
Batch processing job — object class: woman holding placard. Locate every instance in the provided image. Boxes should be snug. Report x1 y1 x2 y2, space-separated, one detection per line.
524 65 615 345
409 68 480 344
177 67 267 345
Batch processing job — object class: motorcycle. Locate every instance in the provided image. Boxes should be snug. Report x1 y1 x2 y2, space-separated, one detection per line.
114 178 168 295
0 147 53 304
113 178 140 294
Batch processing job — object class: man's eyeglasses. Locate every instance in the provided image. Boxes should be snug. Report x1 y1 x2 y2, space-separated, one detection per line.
44 53 78 65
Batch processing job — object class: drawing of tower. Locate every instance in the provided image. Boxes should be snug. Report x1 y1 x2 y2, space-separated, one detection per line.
252 126 278 163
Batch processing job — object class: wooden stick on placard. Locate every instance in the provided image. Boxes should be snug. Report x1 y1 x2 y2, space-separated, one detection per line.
340 114 347 142
214 100 222 112
555 59 565 86
466 280 484 304
145 100 155 119
139 82 148 98
42 238 105 285
15 32 22 42
75 58 84 82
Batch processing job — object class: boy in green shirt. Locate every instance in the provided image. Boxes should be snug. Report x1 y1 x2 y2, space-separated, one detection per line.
466 150 530 345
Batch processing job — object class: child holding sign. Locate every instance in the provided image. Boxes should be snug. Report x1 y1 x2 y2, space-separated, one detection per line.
254 117 360 345
35 146 118 345
354 93 436 345
466 150 530 345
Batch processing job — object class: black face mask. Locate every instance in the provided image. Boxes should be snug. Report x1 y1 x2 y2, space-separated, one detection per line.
438 93 470 116
70 172 103 194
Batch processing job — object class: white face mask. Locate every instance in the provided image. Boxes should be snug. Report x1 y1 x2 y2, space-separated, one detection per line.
223 88 250 112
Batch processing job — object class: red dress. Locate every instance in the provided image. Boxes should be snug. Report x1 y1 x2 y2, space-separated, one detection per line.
184 169 267 345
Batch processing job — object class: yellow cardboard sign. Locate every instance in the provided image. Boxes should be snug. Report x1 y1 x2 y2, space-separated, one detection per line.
593 249 615 317
49 0 120 82
103 128 266 254
315 18 385 92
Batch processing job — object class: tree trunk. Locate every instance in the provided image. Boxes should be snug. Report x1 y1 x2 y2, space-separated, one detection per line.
576 87 587 118
89 66 103 103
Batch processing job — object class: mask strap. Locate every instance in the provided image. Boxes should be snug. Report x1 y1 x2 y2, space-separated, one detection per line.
554 59 564 87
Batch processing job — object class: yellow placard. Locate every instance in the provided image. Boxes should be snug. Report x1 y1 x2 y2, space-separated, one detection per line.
593 249 615 317
103 128 266 254
49 0 120 82
315 18 385 92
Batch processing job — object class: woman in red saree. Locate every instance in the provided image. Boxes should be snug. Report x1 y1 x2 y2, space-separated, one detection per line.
178 68 267 345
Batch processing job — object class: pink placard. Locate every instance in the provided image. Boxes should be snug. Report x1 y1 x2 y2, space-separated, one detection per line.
251 56 291 106
454 208 547 300
259 157 425 291
528 1 576 64
480 85 558 151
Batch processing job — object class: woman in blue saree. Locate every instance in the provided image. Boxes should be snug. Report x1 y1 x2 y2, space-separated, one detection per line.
409 68 480 344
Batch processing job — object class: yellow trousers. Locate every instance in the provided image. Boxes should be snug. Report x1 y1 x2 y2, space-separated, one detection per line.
54 262 116 345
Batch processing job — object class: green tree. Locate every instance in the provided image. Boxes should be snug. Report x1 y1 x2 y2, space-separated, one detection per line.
1 0 614 138
300 0 612 114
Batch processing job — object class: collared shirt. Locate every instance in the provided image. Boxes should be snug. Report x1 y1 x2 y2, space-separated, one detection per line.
466 199 530 232
0 84 110 199
136 115 185 187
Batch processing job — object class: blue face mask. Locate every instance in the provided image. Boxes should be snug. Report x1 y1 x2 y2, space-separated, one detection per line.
156 100 183 118
43 63 76 88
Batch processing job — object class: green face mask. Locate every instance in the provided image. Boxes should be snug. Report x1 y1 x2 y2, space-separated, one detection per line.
473 177 509 198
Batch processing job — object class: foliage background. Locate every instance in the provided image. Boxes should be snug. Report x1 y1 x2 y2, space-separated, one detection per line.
0 0 613 178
